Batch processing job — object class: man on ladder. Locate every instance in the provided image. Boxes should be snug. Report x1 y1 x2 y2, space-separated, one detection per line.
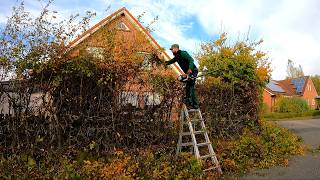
164 44 199 109
159 44 222 174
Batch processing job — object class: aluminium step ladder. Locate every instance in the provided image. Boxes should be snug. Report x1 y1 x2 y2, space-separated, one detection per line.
176 104 222 174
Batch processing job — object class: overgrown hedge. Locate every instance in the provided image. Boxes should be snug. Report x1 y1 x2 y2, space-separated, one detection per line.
0 121 304 179
0 55 182 152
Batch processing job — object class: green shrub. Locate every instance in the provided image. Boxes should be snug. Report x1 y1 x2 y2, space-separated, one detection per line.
316 99 320 110
275 97 309 113
261 102 271 113
196 33 271 138
216 121 304 174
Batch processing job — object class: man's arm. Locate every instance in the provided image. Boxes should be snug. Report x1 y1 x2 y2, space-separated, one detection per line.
157 52 177 65
165 56 177 65
181 51 195 72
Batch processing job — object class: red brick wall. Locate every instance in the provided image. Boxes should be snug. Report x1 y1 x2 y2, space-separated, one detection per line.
263 89 273 112
302 78 319 109
68 14 155 58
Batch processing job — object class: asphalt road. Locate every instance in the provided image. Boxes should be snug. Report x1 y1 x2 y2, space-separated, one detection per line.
242 118 320 180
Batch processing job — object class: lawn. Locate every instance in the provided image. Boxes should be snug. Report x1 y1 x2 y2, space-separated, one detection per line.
263 110 320 121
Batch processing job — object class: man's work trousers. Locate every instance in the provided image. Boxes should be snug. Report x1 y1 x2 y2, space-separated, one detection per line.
185 80 199 107
185 70 199 107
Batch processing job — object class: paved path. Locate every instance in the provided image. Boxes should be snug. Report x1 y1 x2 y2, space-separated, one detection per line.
242 119 320 180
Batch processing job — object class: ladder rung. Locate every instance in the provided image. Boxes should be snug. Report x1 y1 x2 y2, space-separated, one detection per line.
197 142 211 147
190 119 202 122
183 119 202 124
188 109 200 112
200 154 215 159
203 166 218 172
180 142 194 146
181 131 204 136
179 105 222 174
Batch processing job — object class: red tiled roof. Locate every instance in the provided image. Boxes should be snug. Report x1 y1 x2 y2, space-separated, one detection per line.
275 79 297 96
267 76 310 96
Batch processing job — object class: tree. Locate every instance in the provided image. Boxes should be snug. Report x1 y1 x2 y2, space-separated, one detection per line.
286 59 304 79
311 75 320 94
196 33 271 137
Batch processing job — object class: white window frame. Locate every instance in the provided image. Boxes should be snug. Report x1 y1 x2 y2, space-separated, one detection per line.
137 52 153 70
116 22 130 31
86 47 105 59
119 91 139 107
144 92 161 106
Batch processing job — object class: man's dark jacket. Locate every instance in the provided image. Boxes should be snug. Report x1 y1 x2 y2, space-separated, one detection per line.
165 50 197 73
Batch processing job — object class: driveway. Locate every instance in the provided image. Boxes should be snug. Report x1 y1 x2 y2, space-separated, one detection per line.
242 118 320 180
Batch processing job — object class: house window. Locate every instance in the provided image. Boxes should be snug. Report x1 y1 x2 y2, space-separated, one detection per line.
116 22 130 31
144 92 161 106
312 99 315 106
86 47 104 59
137 52 153 70
119 91 138 107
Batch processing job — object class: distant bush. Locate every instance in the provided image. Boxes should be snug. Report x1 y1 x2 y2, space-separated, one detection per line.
316 99 320 110
275 97 309 113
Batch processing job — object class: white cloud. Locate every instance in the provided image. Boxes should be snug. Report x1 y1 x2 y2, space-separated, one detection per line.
1 0 319 79
114 0 201 57
258 0 320 79
163 0 320 79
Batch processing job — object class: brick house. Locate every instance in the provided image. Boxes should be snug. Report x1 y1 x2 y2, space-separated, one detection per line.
263 76 319 112
67 7 182 73
66 7 184 108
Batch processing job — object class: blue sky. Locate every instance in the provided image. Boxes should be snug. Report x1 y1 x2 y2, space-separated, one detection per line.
1 0 320 80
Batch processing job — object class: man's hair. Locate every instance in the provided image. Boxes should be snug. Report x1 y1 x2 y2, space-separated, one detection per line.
170 44 179 50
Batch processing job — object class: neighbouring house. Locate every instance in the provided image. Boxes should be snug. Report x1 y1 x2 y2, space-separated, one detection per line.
0 7 184 114
263 76 319 112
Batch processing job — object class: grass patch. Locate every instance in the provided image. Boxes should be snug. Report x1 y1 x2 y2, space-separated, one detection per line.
263 110 320 121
